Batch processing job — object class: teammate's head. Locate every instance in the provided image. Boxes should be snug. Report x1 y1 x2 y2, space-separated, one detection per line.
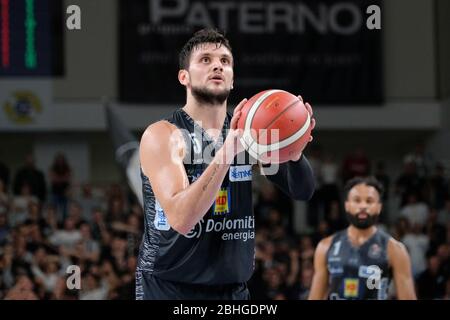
344 176 384 229
178 28 234 106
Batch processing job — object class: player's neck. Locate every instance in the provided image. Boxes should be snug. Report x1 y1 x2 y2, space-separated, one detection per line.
183 96 227 135
347 225 377 245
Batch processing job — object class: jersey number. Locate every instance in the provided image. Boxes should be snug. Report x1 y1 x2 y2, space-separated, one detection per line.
332 241 342 256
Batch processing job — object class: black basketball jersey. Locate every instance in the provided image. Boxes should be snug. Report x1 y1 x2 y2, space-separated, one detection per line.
326 228 392 300
137 108 255 285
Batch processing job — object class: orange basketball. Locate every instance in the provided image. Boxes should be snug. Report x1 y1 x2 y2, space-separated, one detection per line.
237 89 312 164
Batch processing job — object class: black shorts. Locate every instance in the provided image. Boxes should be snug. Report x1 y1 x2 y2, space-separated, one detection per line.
135 270 250 300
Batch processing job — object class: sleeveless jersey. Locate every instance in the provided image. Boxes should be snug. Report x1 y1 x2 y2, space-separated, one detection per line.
326 228 392 300
137 108 255 285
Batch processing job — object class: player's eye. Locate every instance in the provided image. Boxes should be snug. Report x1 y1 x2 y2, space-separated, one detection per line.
221 58 230 65
201 57 210 63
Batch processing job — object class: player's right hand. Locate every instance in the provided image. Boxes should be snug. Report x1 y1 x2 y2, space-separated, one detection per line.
223 98 247 161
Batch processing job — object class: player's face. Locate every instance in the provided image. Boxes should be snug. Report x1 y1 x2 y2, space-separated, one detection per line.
345 184 382 229
181 43 234 105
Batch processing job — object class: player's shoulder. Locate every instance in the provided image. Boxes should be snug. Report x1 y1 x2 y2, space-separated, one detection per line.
141 120 183 146
316 235 334 253
142 120 177 139
387 236 407 253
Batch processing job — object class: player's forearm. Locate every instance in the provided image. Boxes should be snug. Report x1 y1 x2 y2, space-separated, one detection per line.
167 146 233 235
396 278 417 300
265 155 315 200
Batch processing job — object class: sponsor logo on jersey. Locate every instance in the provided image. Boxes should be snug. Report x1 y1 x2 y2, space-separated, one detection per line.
229 165 252 182
359 265 382 278
213 187 230 215
328 265 344 275
344 278 359 298
154 199 171 231
184 216 255 242
368 243 382 259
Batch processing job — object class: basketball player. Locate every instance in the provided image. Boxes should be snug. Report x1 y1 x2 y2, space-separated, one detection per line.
136 29 316 300
308 176 417 300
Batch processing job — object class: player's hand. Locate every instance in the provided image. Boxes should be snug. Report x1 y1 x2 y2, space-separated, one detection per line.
222 98 247 162
290 95 315 162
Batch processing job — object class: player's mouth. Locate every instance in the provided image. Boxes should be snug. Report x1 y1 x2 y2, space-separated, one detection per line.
209 74 225 83
357 212 368 219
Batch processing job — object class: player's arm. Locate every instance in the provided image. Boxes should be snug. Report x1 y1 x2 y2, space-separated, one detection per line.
387 238 417 300
140 100 247 235
308 236 332 300
261 155 315 200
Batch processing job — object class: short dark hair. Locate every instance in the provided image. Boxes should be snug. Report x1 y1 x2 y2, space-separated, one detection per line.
179 28 232 70
344 176 384 202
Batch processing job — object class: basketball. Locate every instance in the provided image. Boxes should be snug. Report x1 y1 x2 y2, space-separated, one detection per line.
237 89 312 164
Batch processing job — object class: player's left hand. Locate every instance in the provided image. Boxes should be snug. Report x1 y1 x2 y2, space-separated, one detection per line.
290 95 315 162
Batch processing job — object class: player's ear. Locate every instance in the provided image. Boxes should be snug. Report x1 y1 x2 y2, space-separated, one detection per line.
344 200 350 213
377 201 383 213
178 69 189 86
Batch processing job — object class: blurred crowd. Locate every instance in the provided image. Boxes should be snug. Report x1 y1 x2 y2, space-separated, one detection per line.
0 144 449 300
248 144 450 300
0 153 141 299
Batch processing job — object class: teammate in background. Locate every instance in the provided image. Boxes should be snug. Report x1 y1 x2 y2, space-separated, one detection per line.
309 176 417 300
136 28 316 300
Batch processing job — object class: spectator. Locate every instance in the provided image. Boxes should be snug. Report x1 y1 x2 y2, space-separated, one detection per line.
49 217 82 250
326 201 347 234
76 183 101 223
4 275 38 300
342 148 371 183
429 163 449 210
13 154 47 203
76 223 100 263
444 278 450 300
320 154 340 213
9 183 38 227
402 223 429 277
79 272 108 300
403 144 433 179
0 179 10 216
311 221 330 246
395 161 426 206
400 193 429 227
416 256 446 299
106 197 127 224
392 217 410 241
31 253 62 294
0 159 10 191
0 212 9 246
436 244 450 279
49 153 72 220
424 209 447 256
375 161 391 223
442 279 450 300
437 198 450 225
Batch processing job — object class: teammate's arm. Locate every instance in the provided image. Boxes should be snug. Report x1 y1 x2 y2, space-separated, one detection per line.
308 236 332 300
387 238 417 300
140 99 247 235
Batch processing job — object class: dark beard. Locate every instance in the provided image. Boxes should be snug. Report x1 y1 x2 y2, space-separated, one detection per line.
345 211 379 229
191 85 230 106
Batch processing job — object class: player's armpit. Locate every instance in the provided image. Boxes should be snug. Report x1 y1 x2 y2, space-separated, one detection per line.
308 236 332 300
388 239 417 300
